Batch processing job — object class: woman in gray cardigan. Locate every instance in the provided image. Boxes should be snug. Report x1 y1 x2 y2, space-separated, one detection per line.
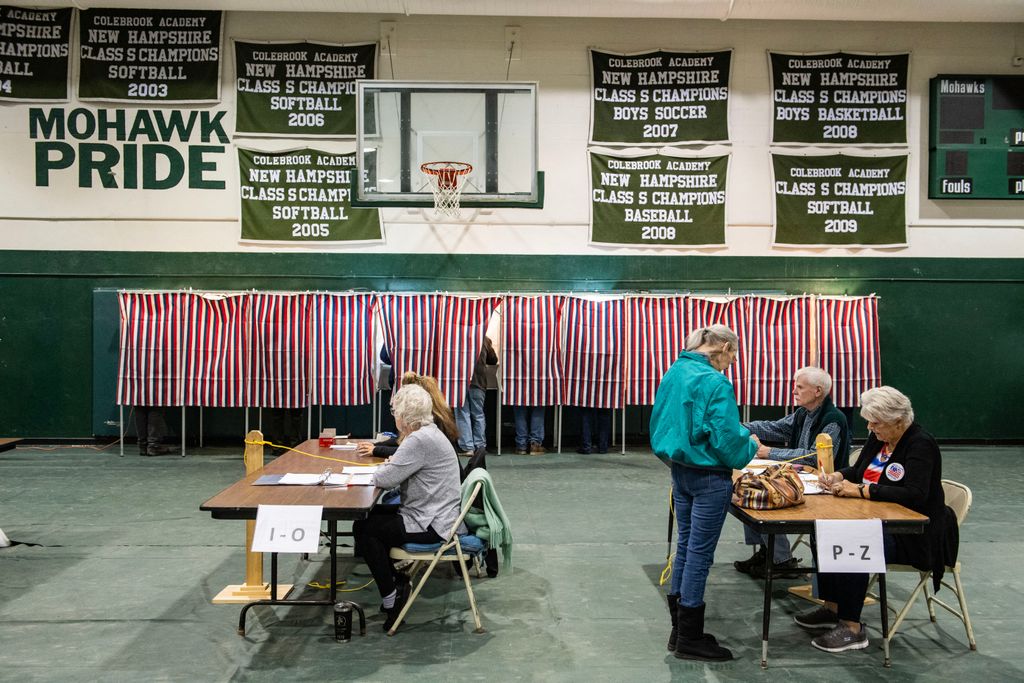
353 383 464 630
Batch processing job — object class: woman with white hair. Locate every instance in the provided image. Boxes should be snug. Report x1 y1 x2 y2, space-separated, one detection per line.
650 324 758 662
352 383 464 631
797 386 957 654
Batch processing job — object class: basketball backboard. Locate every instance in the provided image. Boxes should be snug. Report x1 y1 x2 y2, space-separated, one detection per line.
353 81 543 209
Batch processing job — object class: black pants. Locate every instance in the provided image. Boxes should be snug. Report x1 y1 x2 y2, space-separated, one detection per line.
580 408 611 453
817 533 898 623
352 512 442 598
818 572 870 623
134 406 167 453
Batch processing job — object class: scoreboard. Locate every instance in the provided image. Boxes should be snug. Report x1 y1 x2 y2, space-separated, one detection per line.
928 74 1024 199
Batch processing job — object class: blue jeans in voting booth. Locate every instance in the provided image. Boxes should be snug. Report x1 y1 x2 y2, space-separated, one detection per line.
670 463 734 608
513 405 545 449
455 386 487 452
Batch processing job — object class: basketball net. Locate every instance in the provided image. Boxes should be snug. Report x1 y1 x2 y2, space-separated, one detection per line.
421 161 472 219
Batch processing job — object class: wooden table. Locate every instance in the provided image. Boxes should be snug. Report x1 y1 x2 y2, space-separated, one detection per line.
200 439 384 635
729 494 928 668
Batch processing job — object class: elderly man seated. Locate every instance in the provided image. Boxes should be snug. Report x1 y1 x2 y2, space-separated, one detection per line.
734 366 851 578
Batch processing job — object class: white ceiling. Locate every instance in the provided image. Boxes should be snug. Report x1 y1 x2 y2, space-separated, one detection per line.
25 0 1024 23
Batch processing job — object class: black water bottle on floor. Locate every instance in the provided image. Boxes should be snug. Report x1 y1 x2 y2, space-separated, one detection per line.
334 602 353 642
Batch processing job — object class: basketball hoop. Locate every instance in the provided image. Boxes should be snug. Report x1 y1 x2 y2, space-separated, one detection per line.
421 161 472 218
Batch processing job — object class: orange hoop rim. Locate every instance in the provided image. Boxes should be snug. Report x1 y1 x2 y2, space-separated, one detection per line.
420 161 473 176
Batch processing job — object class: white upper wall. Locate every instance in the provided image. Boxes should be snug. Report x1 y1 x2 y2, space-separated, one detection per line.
1 12 1022 257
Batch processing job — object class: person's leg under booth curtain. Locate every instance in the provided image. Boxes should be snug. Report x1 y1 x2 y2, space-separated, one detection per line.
528 406 545 445
513 406 529 450
467 386 487 450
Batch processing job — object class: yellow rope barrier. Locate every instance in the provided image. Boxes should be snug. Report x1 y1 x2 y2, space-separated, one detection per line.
243 438 382 467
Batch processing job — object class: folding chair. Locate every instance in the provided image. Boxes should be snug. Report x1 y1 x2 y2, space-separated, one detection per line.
869 479 976 651
386 481 487 635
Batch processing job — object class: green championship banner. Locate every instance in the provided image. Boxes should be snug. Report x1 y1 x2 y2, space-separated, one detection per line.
78 9 222 102
0 6 72 101
590 49 730 145
770 51 909 145
238 148 382 243
772 153 907 247
234 41 375 136
590 150 728 246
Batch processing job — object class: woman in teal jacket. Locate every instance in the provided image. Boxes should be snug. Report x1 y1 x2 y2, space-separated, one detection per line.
650 324 757 662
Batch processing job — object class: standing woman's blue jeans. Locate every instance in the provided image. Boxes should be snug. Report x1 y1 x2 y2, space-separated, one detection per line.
670 463 734 608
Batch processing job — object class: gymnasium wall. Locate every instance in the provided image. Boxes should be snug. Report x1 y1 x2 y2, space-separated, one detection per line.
0 13 1021 439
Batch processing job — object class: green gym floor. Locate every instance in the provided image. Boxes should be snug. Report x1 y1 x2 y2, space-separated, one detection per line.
1 444 1019 682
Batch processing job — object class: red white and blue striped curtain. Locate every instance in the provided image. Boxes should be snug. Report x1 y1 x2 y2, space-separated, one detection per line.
501 295 565 406
561 297 625 409
182 293 249 407
248 293 311 408
310 293 375 406
817 296 881 407
376 294 440 391
117 292 184 406
434 295 502 407
746 296 812 406
686 295 750 404
624 295 688 405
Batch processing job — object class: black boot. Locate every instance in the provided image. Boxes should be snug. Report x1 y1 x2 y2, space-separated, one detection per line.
674 603 734 661
667 594 680 651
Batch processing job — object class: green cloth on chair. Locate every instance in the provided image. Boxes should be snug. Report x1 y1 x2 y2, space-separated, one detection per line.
461 468 513 572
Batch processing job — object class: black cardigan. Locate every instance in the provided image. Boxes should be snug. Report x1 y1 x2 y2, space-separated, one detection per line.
839 423 958 589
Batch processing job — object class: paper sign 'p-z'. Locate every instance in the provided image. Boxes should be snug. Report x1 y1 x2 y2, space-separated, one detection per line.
815 518 886 573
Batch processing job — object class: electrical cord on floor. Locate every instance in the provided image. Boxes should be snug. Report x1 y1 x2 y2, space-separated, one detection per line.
307 579 375 592
20 440 121 452
660 553 674 586
661 488 674 586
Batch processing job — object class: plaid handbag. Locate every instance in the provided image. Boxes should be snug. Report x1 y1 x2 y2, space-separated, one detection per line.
733 463 805 510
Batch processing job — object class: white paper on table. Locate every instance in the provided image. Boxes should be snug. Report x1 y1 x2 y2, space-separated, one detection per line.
346 473 376 486
815 519 886 573
798 472 825 494
748 458 778 467
252 504 323 553
330 443 358 450
342 466 378 474
279 472 347 486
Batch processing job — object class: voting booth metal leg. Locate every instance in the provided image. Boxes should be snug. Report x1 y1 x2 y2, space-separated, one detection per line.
199 407 204 449
119 405 125 457
372 389 378 436
556 405 563 454
621 407 626 455
180 406 186 457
